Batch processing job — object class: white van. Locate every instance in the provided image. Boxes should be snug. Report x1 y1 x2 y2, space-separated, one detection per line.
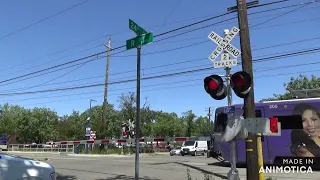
180 140 208 156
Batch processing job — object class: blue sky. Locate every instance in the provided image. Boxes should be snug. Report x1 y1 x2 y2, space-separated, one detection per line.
0 0 319 118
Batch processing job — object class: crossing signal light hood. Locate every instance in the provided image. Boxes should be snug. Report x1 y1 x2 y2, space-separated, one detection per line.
204 75 227 100
230 71 252 98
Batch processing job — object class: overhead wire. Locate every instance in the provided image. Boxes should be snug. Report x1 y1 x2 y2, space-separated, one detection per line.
251 0 315 28
0 47 319 97
0 0 91 41
15 67 320 106
3 34 320 93
0 0 315 85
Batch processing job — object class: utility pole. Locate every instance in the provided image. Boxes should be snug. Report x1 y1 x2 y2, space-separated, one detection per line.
103 36 111 130
205 107 212 122
235 0 259 179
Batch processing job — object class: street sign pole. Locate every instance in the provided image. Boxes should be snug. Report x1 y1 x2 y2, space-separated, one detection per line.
126 19 153 180
135 45 141 180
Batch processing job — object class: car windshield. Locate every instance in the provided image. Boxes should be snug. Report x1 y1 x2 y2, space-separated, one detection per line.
174 147 181 150
184 141 195 146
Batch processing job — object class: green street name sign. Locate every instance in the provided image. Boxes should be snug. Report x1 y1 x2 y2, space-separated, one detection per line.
126 32 153 50
129 19 147 35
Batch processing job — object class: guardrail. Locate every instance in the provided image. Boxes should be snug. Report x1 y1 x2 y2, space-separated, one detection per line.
8 144 75 153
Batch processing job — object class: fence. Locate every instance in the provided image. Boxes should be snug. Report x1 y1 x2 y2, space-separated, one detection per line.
8 144 75 153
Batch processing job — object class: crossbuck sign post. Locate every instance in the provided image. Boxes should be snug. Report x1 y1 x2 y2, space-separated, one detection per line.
208 27 241 68
207 28 242 180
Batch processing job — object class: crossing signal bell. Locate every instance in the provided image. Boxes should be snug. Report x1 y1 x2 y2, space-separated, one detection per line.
204 71 252 100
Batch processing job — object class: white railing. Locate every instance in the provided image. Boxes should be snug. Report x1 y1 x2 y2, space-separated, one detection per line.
8 144 74 153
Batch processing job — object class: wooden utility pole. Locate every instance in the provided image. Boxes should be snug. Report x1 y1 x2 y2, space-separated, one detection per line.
235 0 259 179
205 107 212 122
103 36 111 127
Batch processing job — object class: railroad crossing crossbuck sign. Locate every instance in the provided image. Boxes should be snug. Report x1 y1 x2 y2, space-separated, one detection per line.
208 27 241 68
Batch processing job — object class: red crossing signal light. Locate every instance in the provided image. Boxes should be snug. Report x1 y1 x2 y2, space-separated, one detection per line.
204 75 227 100
230 71 252 98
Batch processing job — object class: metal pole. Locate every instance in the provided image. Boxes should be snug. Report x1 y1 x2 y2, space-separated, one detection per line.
224 29 239 180
135 46 141 180
85 100 92 154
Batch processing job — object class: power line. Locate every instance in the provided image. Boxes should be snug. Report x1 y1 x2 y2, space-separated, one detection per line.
6 60 320 103
0 0 316 86
2 44 103 77
5 6 318 81
3 34 320 93
0 0 91 41
251 0 316 28
13 67 320 106
2 0 292 75
157 0 182 33
0 47 319 97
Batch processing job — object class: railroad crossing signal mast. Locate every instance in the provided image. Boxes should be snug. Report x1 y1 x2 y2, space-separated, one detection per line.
204 27 281 180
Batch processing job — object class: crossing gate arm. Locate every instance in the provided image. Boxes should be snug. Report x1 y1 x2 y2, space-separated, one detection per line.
46 136 212 145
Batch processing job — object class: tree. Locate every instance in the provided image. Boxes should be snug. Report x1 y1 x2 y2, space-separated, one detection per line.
259 74 320 102
192 116 213 136
57 111 84 141
118 92 154 138
182 110 196 137
16 107 59 143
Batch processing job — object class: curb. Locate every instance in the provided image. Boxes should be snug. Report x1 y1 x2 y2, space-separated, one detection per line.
67 154 132 157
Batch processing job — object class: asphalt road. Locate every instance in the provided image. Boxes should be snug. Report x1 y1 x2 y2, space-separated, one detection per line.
8 152 320 180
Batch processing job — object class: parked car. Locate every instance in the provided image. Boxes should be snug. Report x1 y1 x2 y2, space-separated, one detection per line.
0 153 56 180
170 146 182 156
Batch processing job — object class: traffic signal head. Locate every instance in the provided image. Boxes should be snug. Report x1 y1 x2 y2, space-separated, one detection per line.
230 71 252 98
204 75 227 100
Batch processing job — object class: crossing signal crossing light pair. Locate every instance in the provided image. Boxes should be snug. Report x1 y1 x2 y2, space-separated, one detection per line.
204 71 252 100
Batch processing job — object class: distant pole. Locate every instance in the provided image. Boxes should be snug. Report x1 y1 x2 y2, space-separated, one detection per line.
135 46 141 180
235 0 259 179
103 36 112 132
85 99 96 154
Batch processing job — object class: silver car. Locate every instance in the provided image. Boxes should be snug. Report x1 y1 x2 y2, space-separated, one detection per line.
170 147 182 156
0 153 56 180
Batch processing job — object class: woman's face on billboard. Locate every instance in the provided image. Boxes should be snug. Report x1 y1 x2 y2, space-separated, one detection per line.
302 109 320 137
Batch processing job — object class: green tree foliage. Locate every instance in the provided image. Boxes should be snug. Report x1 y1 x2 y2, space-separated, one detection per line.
260 74 320 102
0 92 214 143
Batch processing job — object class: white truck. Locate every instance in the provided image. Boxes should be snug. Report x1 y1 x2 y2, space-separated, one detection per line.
180 140 208 156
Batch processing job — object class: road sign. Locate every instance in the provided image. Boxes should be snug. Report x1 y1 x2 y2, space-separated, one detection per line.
214 59 237 68
208 27 241 69
129 19 147 35
208 27 241 60
126 32 153 50
221 53 230 61
85 127 91 136
90 131 96 139
224 106 235 113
